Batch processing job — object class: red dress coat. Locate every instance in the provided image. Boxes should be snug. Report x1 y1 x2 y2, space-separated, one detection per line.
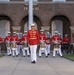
40 34 46 41
11 36 18 42
4 36 12 42
0 37 2 43
27 30 40 45
62 37 70 44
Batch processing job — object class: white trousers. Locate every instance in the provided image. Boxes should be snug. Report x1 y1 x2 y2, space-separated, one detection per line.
57 45 61 54
30 45 37 62
22 47 30 56
12 48 18 56
17 45 22 54
53 48 62 57
39 48 47 56
7 47 12 55
46 45 50 54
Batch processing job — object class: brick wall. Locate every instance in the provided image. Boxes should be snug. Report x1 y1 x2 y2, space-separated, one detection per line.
0 2 74 39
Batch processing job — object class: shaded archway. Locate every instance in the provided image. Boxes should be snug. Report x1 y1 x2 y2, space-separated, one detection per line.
20 15 42 33
0 15 13 53
50 15 71 40
0 15 13 37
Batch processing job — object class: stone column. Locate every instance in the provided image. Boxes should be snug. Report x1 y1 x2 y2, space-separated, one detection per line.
70 26 74 43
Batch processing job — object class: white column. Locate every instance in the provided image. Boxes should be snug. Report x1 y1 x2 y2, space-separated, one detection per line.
70 26 74 42
29 0 33 30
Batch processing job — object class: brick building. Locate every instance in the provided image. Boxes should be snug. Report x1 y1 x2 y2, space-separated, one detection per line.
0 0 74 42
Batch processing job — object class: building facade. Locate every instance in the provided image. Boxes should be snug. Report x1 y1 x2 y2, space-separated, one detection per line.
0 0 74 42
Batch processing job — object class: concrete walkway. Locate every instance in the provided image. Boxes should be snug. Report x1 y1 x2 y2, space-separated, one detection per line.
0 53 74 75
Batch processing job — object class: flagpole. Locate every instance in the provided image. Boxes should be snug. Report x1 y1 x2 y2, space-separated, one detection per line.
28 0 33 30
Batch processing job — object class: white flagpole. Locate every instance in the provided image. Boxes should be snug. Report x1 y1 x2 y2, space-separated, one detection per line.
28 0 33 30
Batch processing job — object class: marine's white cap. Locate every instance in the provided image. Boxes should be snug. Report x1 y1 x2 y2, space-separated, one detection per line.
65 34 68 36
13 32 16 34
8 32 11 34
47 32 49 34
24 31 27 33
55 31 58 33
40 29 44 32
31 23 35 26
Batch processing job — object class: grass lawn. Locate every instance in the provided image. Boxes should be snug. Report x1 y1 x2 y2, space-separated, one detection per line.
63 54 74 61
0 54 5 58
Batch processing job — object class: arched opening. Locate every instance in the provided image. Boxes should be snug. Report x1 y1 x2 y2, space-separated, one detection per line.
0 15 13 53
0 15 13 38
20 15 42 33
50 15 71 40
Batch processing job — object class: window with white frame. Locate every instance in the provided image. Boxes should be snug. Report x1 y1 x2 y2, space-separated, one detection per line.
53 0 66 2
0 0 10 1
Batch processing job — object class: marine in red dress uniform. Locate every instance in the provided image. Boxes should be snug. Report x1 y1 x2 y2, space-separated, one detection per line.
11 32 18 57
4 32 12 56
39 29 48 57
45 38 51 55
0 37 2 52
62 34 70 54
51 31 62 57
40 31 46 42
27 23 40 63
0 37 2 43
16 32 23 55
21 31 30 57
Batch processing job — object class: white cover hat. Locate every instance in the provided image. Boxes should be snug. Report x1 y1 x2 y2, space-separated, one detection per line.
40 29 44 32
55 31 58 33
24 31 27 33
8 32 11 33
13 32 16 34
31 23 35 26
65 34 68 36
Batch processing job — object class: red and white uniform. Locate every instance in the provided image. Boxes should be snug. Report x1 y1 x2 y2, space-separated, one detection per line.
4 36 12 56
51 35 62 57
39 34 47 57
21 35 28 43
11 36 18 42
27 30 40 45
11 36 18 56
45 38 50 55
4 36 12 42
21 35 30 56
40 34 46 41
27 30 40 62
0 37 2 43
51 35 61 44
62 37 70 44
45 39 50 45
0 37 2 49
17 38 22 54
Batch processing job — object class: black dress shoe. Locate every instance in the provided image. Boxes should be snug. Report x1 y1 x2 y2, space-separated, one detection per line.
48 53 50 55
53 56 55 58
39 56 41 58
42 53 44 54
46 56 48 58
10 54 11 56
28 55 30 57
61 56 63 58
31 60 36 64
16 55 18 57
